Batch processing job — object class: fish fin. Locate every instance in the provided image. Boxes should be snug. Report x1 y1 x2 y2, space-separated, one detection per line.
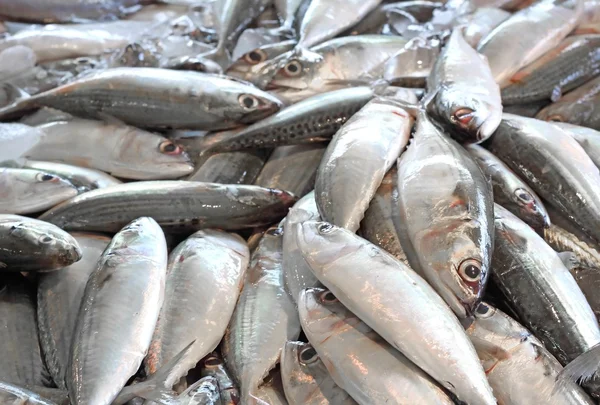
197 47 231 72
20 107 74 126
95 112 130 128
557 251 580 270
113 341 197 405
556 343 600 387
163 56 224 74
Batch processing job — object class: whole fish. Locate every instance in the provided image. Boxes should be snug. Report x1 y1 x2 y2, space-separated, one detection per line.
222 227 301 405
265 36 408 103
0 381 59 405
19 160 122 192
37 233 111 390
553 122 600 168
281 341 357 405
358 167 409 266
536 75 600 130
501 35 600 104
0 168 77 214
492 204 600 365
188 150 269 184
282 191 322 304
426 28 503 143
25 118 194 180
200 353 240 405
297 222 495 404
209 87 374 152
298 288 456 405
0 214 81 271
466 144 550 232
226 40 297 86
478 0 584 86
486 114 600 242
0 274 47 387
68 217 167 405
145 230 249 390
254 144 326 198
466 302 595 404
396 113 494 317
0 68 283 130
39 181 295 233
316 98 414 232
0 0 144 23
462 7 511 47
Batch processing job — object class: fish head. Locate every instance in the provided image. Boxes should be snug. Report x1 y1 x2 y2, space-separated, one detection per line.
27 171 78 202
227 40 297 86
536 102 596 128
228 84 284 124
512 187 551 232
265 49 324 91
298 287 361 338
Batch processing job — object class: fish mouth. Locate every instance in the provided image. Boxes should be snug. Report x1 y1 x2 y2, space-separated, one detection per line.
475 110 502 142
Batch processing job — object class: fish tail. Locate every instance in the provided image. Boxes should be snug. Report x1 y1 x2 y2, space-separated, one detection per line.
557 343 600 388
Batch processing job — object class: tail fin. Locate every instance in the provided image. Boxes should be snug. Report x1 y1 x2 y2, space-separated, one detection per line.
557 343 600 388
112 341 197 405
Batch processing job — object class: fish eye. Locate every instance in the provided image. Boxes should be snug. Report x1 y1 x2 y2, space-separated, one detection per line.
244 49 267 65
267 227 283 236
203 356 222 367
238 94 260 110
458 259 482 283
317 223 334 234
38 234 54 244
514 188 533 203
451 108 475 125
319 290 338 304
36 173 56 182
547 114 565 122
299 345 319 364
159 141 182 155
282 60 303 77
475 302 495 318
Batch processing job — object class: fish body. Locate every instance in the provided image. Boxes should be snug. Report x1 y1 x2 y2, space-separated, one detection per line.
20 160 122 192
463 7 511 47
0 381 59 405
553 122 600 168
200 353 240 405
189 150 269 184
227 40 297 86
383 37 441 88
0 0 143 23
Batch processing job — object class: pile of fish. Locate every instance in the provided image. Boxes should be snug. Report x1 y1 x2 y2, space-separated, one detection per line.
1 0 600 404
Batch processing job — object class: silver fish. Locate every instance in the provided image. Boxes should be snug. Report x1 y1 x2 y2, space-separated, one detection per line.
222 227 301 404
200 353 240 405
383 37 441 88
0 214 81 271
68 217 167 405
274 0 304 34
38 181 296 233
396 113 494 317
227 40 297 86
189 150 269 184
0 168 77 214
316 98 414 232
37 233 111 390
553 122 600 169
298 288 456 405
19 160 122 192
462 7 511 47
252 370 288 405
297 222 495 404
0 123 43 163
0 0 144 23
0 381 59 405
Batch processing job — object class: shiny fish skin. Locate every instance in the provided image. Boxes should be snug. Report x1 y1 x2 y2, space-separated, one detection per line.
0 214 81 271
227 40 297 86
0 274 47 387
486 114 600 242
222 227 301 405
316 98 414 232
281 341 357 405
466 144 550 232
253 370 288 405
536 75 600 130
37 233 111 390
297 222 495 404
0 381 59 405
478 0 583 86
427 28 502 143
0 168 77 214
68 217 167 405
0 0 143 23
145 230 249 390
209 87 374 152
0 68 283 130
383 37 441 88
188 150 269 184
38 181 295 233
200 353 240 405
463 7 511 47
554 122 600 168
298 288 456 405
396 113 494 318
275 0 304 33
19 160 122 192
492 204 600 365
466 302 595 405
501 35 600 104
26 118 194 180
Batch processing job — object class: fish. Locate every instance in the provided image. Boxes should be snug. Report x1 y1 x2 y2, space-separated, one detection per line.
465 302 595 404
492 203 600 366
274 0 305 35
478 0 584 86
298 288 456 405
0 68 283 130
501 35 600 104
0 214 81 271
252 370 288 405
426 27 503 143
222 226 301 404
553 122 600 169
315 97 414 232
145 230 249 392
0 381 64 405
383 37 441 88
0 167 77 214
536 75 600 130
172 376 222 405
200 353 240 405
466 143 550 232
296 222 495 404
38 181 296 233
226 40 297 86
462 7 511 47
486 114 600 243
395 113 494 318
208 87 375 152
254 144 326 198
0 0 144 23
280 341 357 405
19 160 122 192
37 233 111 390
68 217 167 405
25 118 194 180
188 150 269 184
0 123 43 163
